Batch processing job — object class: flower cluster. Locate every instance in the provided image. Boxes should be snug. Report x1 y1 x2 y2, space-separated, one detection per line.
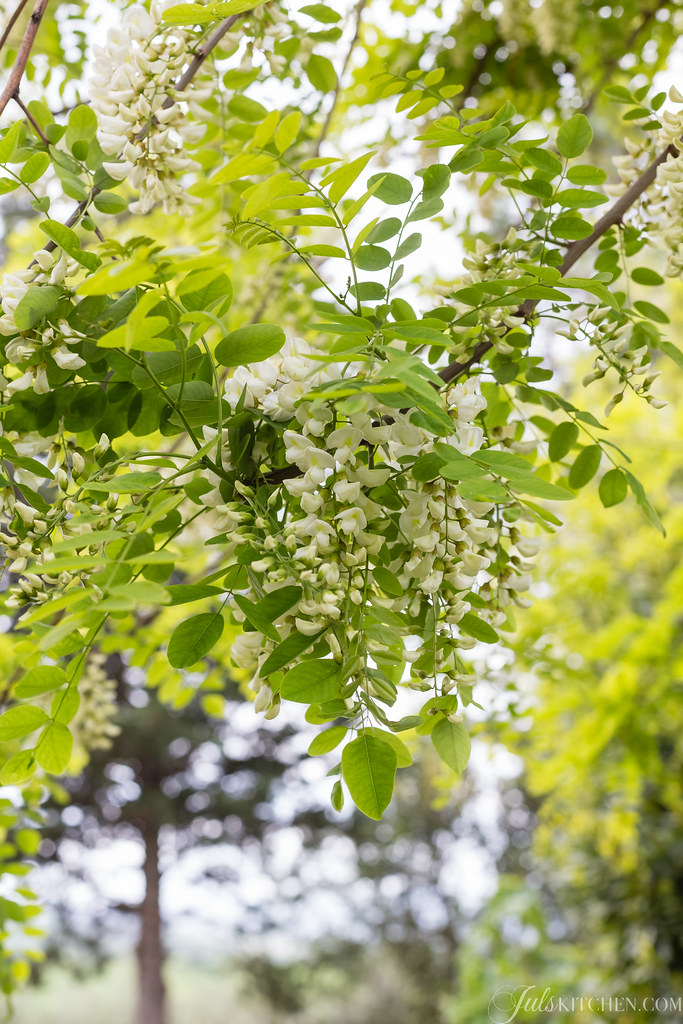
448 231 530 362
610 87 683 277
1 432 121 610
219 3 293 78
204 337 539 719
71 653 121 755
0 249 83 395
560 308 665 415
88 2 208 215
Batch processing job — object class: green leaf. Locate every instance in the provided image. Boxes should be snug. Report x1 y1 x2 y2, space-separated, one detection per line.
458 479 509 502
166 381 217 426
660 341 683 370
161 2 218 24
365 218 402 244
307 53 337 92
0 752 36 786
551 216 593 240
275 110 302 153
65 104 98 148
35 723 73 774
235 587 301 642
363 727 412 767
625 470 664 535
373 566 403 597
331 778 344 811
568 444 602 488
341 734 397 819
631 267 664 286
599 468 628 507
634 299 669 324
215 323 285 366
260 629 322 677
177 269 232 314
85 472 161 494
566 164 607 185
557 113 592 159
459 612 499 644
524 148 563 177
13 284 62 331
301 3 341 20
354 245 391 271
472 450 532 474
366 172 412 205
0 705 50 741
308 726 347 756
556 188 608 209
320 152 374 204
14 666 68 699
504 472 573 501
431 718 471 773
167 612 224 668
19 152 50 184
166 584 224 605
281 660 341 704
39 220 100 271
93 191 128 214
548 421 579 461
78 257 156 295
0 121 23 164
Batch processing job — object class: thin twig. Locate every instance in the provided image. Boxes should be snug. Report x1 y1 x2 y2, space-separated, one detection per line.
0 0 49 116
13 90 48 145
0 0 31 54
438 141 678 385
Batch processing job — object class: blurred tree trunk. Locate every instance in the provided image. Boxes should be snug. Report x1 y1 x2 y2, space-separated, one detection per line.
135 822 167 1024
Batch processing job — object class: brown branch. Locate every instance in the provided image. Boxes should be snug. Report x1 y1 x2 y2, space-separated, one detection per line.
0 0 31 54
0 0 49 117
169 11 250 97
13 90 48 145
438 140 678 386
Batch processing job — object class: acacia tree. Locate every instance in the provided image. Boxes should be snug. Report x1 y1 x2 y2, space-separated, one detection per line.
0 0 681 1000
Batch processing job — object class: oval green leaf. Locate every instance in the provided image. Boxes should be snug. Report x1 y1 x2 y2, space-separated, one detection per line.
167 612 224 668
281 659 341 704
215 323 285 367
341 734 397 819
431 718 471 774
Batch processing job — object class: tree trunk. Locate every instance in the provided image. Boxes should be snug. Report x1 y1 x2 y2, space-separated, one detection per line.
135 824 167 1024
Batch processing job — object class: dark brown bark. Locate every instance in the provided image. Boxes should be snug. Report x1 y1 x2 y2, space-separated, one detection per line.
135 823 167 1024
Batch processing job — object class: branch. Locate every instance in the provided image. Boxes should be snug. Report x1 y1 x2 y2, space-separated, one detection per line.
0 0 31 55
169 10 249 97
438 140 678 386
0 0 49 117
13 90 48 145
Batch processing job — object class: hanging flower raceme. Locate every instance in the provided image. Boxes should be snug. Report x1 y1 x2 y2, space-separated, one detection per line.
88 2 209 215
0 249 83 396
206 336 540 722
